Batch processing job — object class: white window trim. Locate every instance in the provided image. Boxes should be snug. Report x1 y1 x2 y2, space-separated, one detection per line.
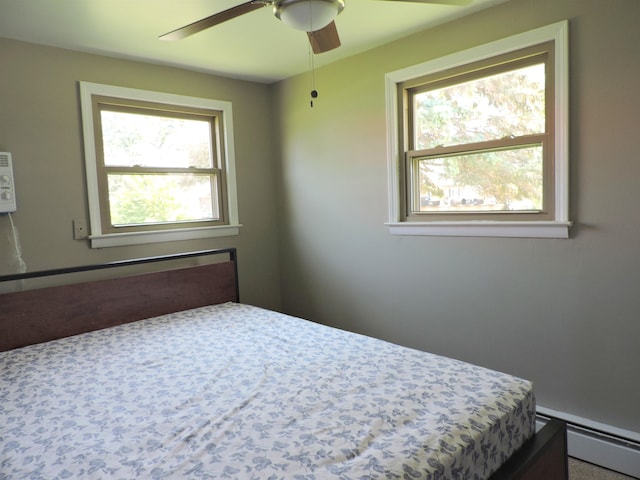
79 82 241 248
384 21 571 239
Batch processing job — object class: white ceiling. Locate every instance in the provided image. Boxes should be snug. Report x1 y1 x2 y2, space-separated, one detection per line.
0 0 507 83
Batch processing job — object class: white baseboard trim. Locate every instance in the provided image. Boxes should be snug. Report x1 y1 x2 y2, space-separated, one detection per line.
537 406 640 478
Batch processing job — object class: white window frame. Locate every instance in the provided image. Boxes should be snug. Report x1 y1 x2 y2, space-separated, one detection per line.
384 21 571 238
79 82 241 248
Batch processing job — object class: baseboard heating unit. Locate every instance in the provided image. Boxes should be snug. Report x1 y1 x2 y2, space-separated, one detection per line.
537 407 640 478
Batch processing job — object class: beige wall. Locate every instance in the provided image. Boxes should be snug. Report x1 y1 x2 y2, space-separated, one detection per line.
0 38 282 309
275 0 640 433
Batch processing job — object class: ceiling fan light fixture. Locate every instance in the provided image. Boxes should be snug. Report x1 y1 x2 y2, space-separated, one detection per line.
275 0 345 32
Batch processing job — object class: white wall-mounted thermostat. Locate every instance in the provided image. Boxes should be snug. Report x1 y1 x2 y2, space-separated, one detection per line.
0 152 17 213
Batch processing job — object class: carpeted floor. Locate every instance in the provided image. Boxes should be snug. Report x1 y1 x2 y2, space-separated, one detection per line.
569 458 638 480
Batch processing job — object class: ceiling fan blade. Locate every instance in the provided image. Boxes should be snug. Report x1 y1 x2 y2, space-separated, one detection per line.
375 0 472 4
307 21 341 54
159 1 269 41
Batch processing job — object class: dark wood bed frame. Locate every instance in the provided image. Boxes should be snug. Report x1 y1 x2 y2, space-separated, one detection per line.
0 248 567 480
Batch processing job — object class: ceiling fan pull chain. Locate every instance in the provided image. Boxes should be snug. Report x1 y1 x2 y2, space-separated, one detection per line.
308 0 317 107
308 0 314 32
308 38 318 108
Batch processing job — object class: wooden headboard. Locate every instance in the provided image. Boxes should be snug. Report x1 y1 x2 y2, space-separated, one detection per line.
0 249 238 352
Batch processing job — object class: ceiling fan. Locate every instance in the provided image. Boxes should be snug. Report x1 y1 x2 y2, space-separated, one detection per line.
159 0 473 54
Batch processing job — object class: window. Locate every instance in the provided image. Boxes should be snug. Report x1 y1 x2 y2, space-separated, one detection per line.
80 83 240 248
385 22 570 238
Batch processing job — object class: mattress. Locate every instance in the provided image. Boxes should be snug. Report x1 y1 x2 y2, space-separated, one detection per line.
0 303 535 479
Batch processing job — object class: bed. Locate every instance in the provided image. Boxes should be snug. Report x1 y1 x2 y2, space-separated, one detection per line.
0 248 567 479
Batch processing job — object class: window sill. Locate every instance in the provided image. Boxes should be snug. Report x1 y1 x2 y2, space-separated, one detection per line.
89 225 242 248
386 221 572 239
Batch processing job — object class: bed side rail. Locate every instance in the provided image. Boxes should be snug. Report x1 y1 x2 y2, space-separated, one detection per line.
490 419 568 480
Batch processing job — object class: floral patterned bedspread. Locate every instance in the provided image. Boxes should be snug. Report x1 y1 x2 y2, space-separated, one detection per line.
0 303 535 479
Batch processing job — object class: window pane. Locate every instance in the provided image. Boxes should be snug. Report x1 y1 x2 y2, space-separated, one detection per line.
415 146 543 213
101 110 213 168
414 64 545 149
107 173 218 226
